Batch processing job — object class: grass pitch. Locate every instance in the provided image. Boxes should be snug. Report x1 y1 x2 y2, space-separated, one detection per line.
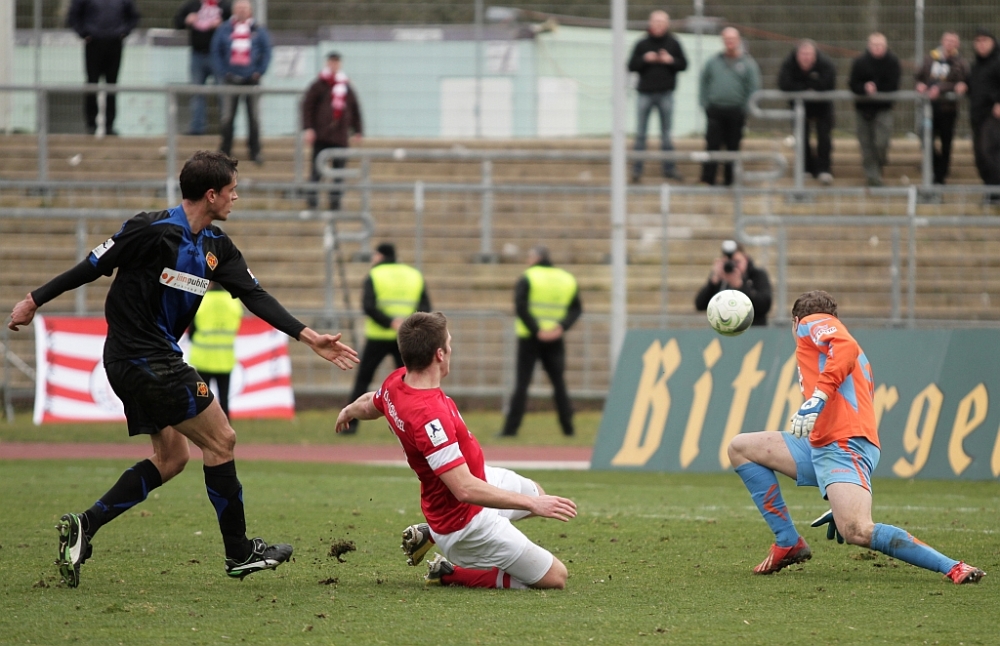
1 458 997 645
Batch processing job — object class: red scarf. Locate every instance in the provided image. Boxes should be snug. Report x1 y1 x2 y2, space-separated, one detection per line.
193 0 222 32
320 68 349 120
229 18 253 67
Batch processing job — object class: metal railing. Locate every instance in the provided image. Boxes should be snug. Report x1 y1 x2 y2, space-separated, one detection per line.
749 89 954 192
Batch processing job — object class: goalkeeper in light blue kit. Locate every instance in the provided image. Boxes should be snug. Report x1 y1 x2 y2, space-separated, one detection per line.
727 290 985 584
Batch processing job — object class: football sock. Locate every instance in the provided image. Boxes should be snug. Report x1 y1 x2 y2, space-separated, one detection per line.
869 523 958 574
442 566 528 589
204 460 251 562
82 458 163 540
735 462 799 548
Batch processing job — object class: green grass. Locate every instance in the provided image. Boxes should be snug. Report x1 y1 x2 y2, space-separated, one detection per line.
0 410 602 447
1 460 997 645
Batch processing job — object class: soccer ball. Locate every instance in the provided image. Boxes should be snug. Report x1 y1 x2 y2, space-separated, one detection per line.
706 290 754 337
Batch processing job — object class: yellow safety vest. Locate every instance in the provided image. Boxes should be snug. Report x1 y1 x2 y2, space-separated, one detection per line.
188 290 244 373
515 265 578 338
365 263 425 341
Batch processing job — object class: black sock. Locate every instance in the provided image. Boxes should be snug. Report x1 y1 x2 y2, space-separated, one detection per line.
204 460 251 562
81 459 163 540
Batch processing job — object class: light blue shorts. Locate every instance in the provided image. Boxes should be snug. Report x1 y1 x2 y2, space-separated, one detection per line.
782 434 881 499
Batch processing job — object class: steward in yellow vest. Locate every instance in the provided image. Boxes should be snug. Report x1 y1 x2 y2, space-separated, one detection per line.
500 246 582 438
188 283 244 417
346 242 431 433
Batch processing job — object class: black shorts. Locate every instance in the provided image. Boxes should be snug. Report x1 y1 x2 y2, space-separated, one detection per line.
105 357 215 436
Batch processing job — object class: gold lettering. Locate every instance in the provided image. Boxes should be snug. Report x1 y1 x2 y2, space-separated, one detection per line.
892 384 943 478
611 339 682 466
765 353 802 432
992 422 1000 478
719 341 767 469
872 384 899 430
948 383 988 475
680 339 722 468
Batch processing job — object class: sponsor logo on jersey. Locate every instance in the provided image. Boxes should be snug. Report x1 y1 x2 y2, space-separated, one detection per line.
206 252 218 270
424 418 447 447
196 381 210 397
91 238 115 259
159 267 210 296
811 323 838 343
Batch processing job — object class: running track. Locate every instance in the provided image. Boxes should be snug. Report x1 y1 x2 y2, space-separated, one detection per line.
0 442 593 470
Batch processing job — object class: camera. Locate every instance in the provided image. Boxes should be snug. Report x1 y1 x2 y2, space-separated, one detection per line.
721 240 738 273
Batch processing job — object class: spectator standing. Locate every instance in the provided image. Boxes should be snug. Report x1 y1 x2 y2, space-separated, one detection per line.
778 40 837 185
302 52 364 211
849 33 901 187
915 31 969 185
694 239 772 326
66 0 140 135
188 282 244 418
698 27 761 186
627 10 688 183
499 246 582 438
174 0 232 136
344 243 430 434
211 0 271 164
967 28 1000 202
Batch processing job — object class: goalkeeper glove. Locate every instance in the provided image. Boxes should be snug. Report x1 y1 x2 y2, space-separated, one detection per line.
810 509 844 544
790 389 828 438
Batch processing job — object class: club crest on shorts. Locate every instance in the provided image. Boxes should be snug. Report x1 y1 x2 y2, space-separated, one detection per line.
196 381 210 397
206 252 218 270
424 419 447 447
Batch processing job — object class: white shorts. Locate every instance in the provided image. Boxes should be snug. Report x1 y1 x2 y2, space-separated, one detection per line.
485 465 539 520
431 507 554 586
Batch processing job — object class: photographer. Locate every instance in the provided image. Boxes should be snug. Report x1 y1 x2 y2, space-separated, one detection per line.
694 240 772 326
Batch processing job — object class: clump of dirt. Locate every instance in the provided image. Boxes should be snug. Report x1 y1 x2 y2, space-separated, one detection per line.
328 540 356 563
318 578 339 586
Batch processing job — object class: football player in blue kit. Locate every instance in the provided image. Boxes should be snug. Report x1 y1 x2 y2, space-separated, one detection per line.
8 150 359 587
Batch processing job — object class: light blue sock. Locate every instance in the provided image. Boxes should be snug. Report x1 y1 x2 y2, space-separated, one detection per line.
735 462 799 547
870 523 958 574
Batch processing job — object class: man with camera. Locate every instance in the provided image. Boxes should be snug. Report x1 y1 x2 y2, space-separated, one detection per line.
694 240 772 326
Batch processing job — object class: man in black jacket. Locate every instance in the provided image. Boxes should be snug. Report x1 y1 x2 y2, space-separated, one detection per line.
915 31 968 185
778 40 837 185
849 33 901 187
66 0 140 135
695 240 771 326
967 28 1000 201
627 10 687 183
174 0 232 135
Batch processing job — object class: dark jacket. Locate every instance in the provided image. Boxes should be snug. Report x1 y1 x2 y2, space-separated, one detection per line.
777 47 836 116
302 76 364 146
849 50 901 119
627 32 688 93
914 47 969 114
694 261 772 326
66 0 140 40
968 37 1000 126
210 18 271 81
173 0 231 54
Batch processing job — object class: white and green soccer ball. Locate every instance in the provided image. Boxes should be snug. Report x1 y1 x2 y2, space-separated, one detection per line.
706 289 754 337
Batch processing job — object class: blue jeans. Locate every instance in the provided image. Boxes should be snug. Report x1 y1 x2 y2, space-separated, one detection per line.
188 51 216 135
633 91 676 177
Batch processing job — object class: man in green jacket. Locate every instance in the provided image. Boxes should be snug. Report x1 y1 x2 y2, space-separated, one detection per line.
188 282 244 418
345 242 430 434
499 246 582 438
699 27 761 186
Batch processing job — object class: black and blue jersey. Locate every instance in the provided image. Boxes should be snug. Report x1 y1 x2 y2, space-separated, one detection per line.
32 205 306 363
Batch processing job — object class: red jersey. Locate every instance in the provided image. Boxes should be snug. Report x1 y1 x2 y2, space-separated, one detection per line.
795 313 880 449
372 368 486 534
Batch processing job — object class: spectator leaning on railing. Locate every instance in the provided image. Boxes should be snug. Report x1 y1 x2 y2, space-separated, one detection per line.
778 39 837 186
915 31 969 186
849 32 901 188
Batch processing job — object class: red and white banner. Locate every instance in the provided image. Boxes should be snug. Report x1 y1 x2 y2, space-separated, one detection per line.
33 316 295 425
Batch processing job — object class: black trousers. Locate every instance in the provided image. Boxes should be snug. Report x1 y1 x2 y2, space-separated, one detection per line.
349 339 403 403
972 117 1000 188
501 338 574 437
220 77 261 158
83 37 123 132
700 105 747 186
200 371 232 418
803 109 834 176
308 141 346 210
930 108 958 184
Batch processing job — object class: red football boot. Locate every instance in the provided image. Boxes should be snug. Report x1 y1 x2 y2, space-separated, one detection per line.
753 537 812 575
946 562 986 585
